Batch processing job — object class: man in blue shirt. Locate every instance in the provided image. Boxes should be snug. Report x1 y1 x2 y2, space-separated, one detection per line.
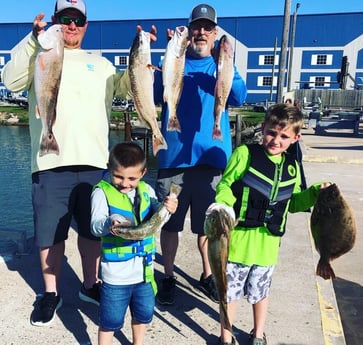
154 3 247 305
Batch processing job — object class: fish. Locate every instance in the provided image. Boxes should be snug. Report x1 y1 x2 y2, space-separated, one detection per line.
34 24 64 157
204 205 237 333
111 183 182 240
310 183 357 280
213 35 234 141
129 30 168 156
162 26 189 132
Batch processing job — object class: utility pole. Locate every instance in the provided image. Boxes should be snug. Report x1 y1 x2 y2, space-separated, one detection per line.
269 37 278 102
276 0 291 103
287 2 300 92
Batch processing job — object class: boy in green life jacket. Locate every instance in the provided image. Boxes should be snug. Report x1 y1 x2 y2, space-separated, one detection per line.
210 104 330 345
91 142 178 345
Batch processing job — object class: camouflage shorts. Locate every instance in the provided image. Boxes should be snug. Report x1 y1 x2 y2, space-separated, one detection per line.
226 262 275 304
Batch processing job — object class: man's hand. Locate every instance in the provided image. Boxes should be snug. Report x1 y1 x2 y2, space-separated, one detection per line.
33 13 47 38
136 25 157 43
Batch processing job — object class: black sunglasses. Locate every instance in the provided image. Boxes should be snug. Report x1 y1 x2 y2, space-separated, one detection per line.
189 22 216 33
58 15 86 27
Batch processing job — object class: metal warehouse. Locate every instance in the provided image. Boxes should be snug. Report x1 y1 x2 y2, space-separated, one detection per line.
1 11 363 104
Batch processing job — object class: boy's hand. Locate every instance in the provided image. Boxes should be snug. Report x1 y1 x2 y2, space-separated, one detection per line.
109 216 131 235
164 195 178 214
320 182 332 189
206 202 235 220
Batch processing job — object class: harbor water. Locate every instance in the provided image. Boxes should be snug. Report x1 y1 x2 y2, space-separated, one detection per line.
0 126 158 252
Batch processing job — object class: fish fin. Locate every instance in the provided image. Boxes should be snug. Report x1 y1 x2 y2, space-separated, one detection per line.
35 105 41 119
39 131 60 157
152 135 168 156
167 115 181 132
316 259 336 280
147 63 162 72
163 89 168 103
37 54 47 71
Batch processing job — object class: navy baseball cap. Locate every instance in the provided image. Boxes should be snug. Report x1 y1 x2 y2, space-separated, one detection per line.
189 4 217 25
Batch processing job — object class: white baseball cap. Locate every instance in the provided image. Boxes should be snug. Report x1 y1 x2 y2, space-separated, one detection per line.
54 0 86 17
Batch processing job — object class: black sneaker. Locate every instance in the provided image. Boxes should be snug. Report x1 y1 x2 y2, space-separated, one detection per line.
198 273 219 303
30 292 63 327
249 329 267 345
156 276 177 305
79 281 101 306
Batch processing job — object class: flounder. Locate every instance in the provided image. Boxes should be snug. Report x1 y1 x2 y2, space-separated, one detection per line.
310 183 357 280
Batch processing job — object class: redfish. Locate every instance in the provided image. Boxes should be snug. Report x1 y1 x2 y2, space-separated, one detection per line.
204 205 237 333
34 24 64 157
213 35 234 141
162 26 189 132
129 30 167 156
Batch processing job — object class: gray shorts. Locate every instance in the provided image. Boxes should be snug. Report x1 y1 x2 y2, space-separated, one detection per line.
226 262 275 304
32 166 105 247
155 166 222 234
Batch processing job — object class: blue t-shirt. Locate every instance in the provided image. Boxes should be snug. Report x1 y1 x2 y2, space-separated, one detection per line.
154 55 247 169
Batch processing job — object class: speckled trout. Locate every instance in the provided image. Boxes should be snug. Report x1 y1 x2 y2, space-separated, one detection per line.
204 205 236 333
111 183 181 240
129 30 167 156
311 183 357 280
162 26 189 132
213 35 234 141
34 24 64 157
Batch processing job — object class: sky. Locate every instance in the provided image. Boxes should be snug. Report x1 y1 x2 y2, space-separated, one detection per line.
0 0 362 23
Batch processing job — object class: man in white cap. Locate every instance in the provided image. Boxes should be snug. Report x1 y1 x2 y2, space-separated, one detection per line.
154 3 247 307
2 0 133 326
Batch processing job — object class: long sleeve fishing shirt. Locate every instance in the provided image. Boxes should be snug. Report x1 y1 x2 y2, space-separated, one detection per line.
2 32 132 173
154 54 247 170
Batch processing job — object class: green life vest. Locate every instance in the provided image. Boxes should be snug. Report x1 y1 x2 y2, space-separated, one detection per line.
232 144 298 236
95 180 157 293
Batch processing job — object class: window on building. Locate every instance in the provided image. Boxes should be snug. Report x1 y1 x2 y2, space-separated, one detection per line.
264 55 274 65
257 76 277 87
114 56 128 66
258 54 279 66
309 76 331 87
311 54 333 65
263 76 272 86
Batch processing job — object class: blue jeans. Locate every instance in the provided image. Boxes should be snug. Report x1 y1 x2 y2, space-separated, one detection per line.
99 281 155 331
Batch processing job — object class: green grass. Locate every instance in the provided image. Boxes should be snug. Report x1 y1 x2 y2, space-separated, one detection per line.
0 105 29 123
1 105 264 127
0 105 28 115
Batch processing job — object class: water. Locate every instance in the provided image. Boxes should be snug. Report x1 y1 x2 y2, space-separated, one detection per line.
0 126 158 243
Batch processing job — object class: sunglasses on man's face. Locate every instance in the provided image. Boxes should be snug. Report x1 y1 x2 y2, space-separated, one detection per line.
57 15 86 27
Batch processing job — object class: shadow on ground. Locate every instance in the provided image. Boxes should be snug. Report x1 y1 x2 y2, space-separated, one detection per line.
333 277 363 345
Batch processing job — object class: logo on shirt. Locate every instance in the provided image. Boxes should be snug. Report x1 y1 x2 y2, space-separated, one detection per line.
86 63 94 71
288 164 297 177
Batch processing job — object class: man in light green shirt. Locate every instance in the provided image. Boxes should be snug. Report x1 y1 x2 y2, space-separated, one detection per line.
2 0 132 327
